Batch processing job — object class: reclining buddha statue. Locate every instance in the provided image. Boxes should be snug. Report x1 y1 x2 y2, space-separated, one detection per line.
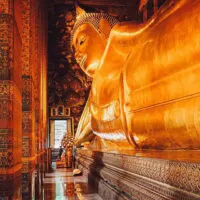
72 0 200 150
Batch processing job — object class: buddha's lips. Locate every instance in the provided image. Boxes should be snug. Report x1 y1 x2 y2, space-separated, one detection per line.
77 54 87 68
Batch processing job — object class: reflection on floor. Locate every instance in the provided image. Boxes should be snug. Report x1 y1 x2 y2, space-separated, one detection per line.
42 163 103 200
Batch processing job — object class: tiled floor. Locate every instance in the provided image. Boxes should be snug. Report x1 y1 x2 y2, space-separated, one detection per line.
42 163 103 200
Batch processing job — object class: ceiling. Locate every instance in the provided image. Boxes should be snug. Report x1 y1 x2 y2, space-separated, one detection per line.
49 0 139 7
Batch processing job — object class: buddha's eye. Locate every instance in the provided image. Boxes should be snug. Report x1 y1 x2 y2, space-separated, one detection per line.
79 40 84 45
78 34 86 46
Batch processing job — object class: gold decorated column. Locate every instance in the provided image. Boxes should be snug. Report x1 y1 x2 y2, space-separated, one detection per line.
21 0 48 198
0 0 22 199
21 0 36 198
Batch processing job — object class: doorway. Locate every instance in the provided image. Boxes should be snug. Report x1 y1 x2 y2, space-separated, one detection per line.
49 118 74 161
49 118 73 148
52 120 67 148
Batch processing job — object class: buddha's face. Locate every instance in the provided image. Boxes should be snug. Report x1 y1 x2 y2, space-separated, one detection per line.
72 23 106 77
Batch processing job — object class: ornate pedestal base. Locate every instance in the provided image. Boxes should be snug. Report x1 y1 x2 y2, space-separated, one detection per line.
75 149 200 200
56 161 66 168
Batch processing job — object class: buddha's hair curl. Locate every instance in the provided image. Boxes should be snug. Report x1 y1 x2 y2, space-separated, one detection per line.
71 13 118 47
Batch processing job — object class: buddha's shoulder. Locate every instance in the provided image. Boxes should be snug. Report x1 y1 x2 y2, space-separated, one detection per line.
110 21 145 37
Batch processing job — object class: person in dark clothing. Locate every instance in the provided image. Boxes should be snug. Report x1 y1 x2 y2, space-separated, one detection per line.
58 146 63 160
72 145 76 168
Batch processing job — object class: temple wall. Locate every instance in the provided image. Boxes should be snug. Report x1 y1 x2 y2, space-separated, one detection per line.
0 0 48 199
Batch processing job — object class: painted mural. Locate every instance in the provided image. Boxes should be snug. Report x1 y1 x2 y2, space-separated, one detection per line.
48 4 92 132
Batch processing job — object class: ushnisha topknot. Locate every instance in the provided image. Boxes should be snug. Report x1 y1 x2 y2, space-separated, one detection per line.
71 5 119 47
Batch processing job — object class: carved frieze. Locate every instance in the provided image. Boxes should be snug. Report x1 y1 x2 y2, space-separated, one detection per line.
76 150 200 200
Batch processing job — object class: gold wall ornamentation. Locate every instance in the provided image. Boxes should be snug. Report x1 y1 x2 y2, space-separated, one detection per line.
50 105 71 117
0 1 22 198
0 0 48 198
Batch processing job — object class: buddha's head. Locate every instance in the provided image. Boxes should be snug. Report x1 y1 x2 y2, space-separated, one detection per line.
72 6 118 77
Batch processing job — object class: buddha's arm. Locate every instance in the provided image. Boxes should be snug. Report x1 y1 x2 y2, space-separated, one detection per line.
97 0 190 78
93 0 190 106
75 122 94 146
75 100 93 146
92 21 152 106
97 22 144 78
